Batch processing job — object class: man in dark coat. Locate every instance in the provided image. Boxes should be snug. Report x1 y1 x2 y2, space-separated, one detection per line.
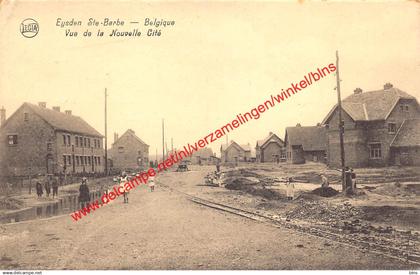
52 177 59 199
44 177 51 197
79 178 90 208
36 181 43 198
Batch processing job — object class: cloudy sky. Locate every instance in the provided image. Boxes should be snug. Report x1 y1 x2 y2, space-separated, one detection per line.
0 1 419 159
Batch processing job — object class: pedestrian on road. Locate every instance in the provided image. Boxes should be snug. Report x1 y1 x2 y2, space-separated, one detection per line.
216 161 220 173
148 177 155 192
36 181 43 198
52 176 59 199
121 176 129 203
286 177 295 200
79 177 90 208
44 177 51 197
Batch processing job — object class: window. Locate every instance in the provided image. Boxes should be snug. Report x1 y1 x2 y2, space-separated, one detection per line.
88 138 91 148
7 135 18 145
67 135 71 146
67 155 72 165
400 104 409 112
405 105 409 112
98 157 101 165
81 156 84 165
80 137 84 147
24 112 29 121
76 156 80 166
47 142 52 151
118 146 124 153
76 136 79 147
63 135 66 146
388 123 397 134
63 155 67 166
94 157 97 165
84 138 87 147
88 156 91 165
369 143 382 159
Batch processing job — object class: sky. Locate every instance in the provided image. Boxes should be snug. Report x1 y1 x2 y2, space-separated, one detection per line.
0 1 419 159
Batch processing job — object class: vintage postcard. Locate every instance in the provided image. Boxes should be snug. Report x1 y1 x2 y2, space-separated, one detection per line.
0 0 419 272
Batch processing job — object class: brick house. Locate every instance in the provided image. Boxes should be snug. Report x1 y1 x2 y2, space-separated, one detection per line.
186 147 215 165
108 129 149 171
255 132 285 162
220 141 251 163
284 124 327 164
322 83 420 167
0 102 104 177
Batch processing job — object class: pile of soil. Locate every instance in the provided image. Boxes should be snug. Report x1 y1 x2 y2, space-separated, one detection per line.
310 187 339 197
286 200 363 223
225 178 283 200
370 182 418 197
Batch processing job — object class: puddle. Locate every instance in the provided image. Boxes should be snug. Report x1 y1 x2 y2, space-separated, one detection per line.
0 190 102 224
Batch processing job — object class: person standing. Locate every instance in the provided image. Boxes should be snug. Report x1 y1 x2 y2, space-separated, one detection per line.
52 176 59 199
44 177 51 197
148 177 155 192
216 160 220 173
36 181 43 198
79 177 90 208
121 176 129 203
286 177 295 200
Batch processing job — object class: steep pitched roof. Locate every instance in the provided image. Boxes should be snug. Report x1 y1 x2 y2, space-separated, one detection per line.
114 129 149 146
322 87 417 123
25 103 102 137
221 141 250 152
285 126 327 151
256 132 284 148
391 119 420 147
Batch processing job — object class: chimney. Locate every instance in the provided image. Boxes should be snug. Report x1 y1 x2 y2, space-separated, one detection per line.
296 123 301 127
0 106 5 126
269 131 273 136
65 110 72 115
384 82 393 90
114 132 119 143
316 122 321 126
38 102 46 108
354 88 363 94
52 106 60 112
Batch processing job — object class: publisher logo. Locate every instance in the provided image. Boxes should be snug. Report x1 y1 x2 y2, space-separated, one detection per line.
20 18 39 38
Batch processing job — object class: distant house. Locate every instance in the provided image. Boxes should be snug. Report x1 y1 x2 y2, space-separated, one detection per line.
0 102 104 177
284 124 327 164
322 83 420 167
255 132 285 162
187 147 215 165
220 141 251 163
108 129 149 171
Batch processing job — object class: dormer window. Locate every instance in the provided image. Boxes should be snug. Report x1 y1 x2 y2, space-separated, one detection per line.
24 112 29 121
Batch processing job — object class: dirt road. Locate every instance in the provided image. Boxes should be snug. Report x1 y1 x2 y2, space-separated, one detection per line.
0 168 414 269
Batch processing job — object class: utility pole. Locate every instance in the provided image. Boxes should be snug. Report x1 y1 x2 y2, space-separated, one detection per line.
162 119 165 161
104 88 108 176
335 51 346 192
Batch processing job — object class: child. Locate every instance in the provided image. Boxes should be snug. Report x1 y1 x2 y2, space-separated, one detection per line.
286 177 295 200
148 177 155 192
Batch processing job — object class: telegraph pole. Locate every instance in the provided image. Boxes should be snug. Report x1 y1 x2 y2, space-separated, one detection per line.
162 119 165 161
104 88 108 176
335 51 346 191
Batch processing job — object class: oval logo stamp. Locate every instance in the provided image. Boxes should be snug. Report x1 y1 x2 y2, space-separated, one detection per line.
20 18 39 38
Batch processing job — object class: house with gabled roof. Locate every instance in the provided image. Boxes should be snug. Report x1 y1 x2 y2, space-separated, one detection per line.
220 141 251 163
284 124 327 164
0 102 104 177
255 132 285 163
322 83 420 167
108 129 149 171
186 147 215 165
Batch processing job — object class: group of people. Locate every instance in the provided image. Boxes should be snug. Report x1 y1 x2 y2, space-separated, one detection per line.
35 175 59 199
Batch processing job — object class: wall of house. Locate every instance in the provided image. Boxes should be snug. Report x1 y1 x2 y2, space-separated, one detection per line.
326 107 368 168
303 150 326 163
261 142 282 162
391 147 420 166
108 134 149 171
55 132 104 174
0 105 55 177
222 146 246 163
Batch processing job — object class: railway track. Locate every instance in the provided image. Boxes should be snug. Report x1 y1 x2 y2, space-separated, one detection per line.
161 183 420 266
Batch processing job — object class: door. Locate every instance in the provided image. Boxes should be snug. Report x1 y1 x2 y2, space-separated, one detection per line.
46 154 54 174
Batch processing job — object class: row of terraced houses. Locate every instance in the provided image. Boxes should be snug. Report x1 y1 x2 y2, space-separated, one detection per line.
221 83 420 167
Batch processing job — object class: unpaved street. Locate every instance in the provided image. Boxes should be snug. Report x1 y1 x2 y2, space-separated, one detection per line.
0 168 414 270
